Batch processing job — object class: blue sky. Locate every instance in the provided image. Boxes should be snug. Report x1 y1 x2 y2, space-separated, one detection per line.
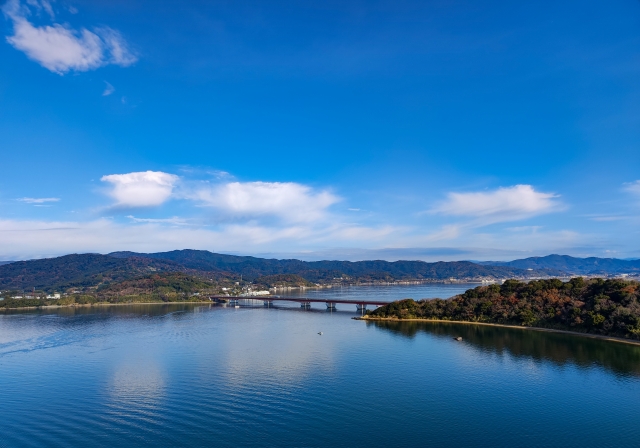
1 0 639 261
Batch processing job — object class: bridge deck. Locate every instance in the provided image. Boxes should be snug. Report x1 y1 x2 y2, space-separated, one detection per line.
210 296 391 306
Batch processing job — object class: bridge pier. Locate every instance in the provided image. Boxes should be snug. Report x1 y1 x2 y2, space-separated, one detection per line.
263 300 273 307
300 301 311 309
326 302 336 310
229 299 239 305
356 304 367 312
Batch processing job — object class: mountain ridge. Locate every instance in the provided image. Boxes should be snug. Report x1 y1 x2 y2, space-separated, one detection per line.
109 249 561 282
1 250 558 291
2 250 638 292
477 254 640 274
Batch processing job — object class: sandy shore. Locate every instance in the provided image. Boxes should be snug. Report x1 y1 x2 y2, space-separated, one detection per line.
355 316 640 347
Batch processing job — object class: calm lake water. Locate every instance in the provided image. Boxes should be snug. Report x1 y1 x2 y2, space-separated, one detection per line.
1 285 640 447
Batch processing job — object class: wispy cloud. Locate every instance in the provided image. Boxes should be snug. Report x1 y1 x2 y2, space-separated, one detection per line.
0 215 611 262
3 0 137 74
101 171 179 208
624 180 640 196
126 215 189 225
0 218 400 259
102 81 115 96
588 215 628 222
432 185 562 224
17 197 60 204
25 0 53 18
421 224 462 242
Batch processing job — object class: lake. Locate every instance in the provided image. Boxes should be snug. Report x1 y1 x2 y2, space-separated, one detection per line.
1 284 639 447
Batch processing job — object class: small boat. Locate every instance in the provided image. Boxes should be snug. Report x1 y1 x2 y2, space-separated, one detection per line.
318 332 323 335
454 336 463 341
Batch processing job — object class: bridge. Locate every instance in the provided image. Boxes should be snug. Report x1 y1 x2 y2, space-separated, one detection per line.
210 296 392 313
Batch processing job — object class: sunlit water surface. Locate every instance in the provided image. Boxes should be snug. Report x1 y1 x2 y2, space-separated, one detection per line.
1 284 639 447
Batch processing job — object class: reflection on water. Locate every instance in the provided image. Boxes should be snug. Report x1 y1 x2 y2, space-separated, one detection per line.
371 320 640 377
1 296 640 447
109 362 165 409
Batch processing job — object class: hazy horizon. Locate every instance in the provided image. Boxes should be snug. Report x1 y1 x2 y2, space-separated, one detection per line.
2 248 639 264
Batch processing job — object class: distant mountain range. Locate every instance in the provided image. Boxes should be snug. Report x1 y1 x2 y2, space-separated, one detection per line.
477 254 640 275
0 249 558 291
0 250 637 292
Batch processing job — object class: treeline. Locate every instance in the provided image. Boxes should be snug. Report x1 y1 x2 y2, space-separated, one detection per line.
0 273 216 309
368 278 640 340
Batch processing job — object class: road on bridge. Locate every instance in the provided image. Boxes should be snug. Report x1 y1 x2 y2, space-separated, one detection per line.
209 296 393 311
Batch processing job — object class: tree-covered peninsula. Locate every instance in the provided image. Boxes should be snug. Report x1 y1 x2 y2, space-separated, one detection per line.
0 273 218 309
366 278 640 340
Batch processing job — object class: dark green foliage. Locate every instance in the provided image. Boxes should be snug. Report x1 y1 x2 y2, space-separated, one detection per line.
368 279 640 340
0 254 186 292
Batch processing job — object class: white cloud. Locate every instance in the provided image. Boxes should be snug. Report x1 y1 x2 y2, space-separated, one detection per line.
3 0 137 74
191 181 340 223
17 197 60 204
102 81 115 96
100 171 339 221
433 185 561 224
101 171 179 208
624 180 640 196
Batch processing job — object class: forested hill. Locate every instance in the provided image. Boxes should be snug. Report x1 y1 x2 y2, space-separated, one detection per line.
0 250 559 291
367 278 640 340
0 254 187 291
478 254 640 274
109 249 559 282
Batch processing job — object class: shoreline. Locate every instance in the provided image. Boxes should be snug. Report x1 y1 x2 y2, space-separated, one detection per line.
0 301 215 312
4 300 639 347
355 316 640 347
